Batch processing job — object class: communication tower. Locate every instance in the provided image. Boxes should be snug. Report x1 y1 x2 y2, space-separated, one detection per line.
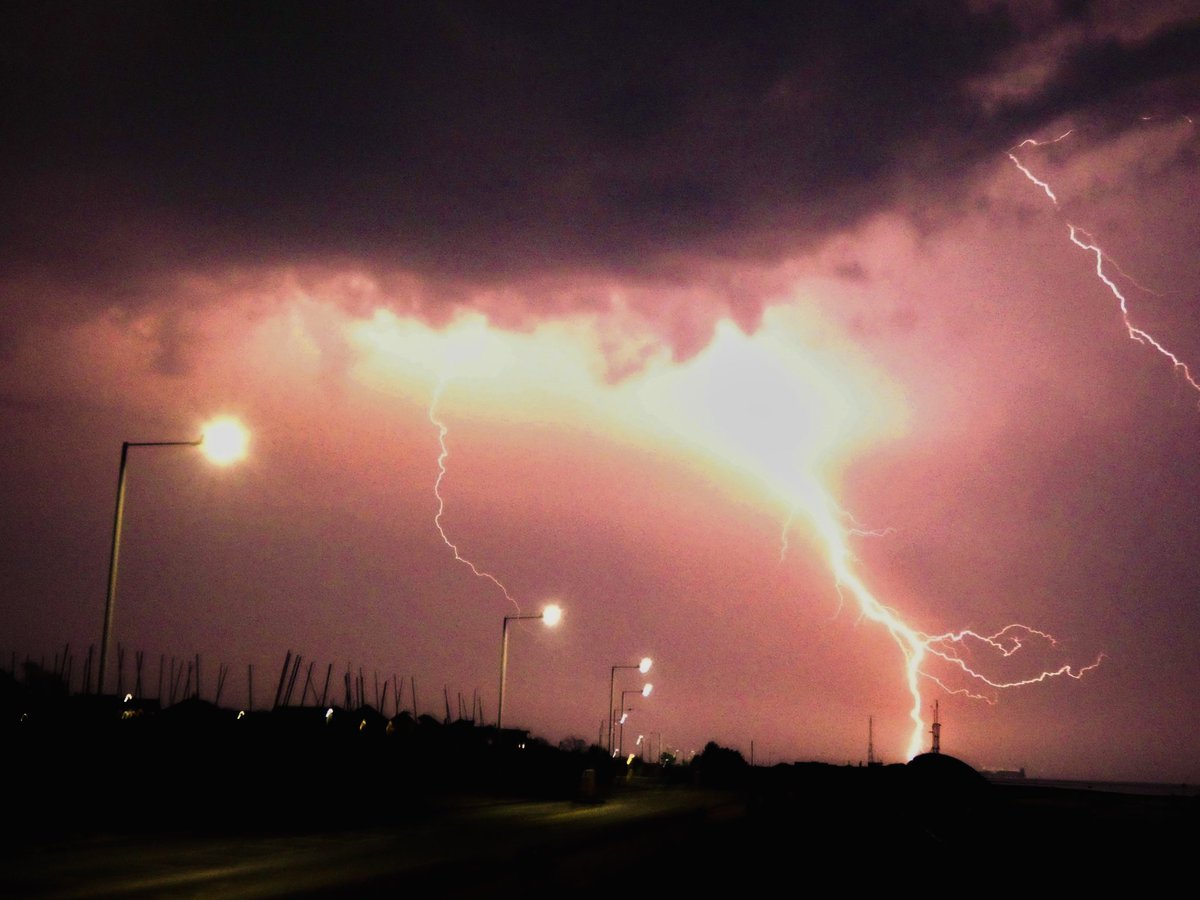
930 700 941 754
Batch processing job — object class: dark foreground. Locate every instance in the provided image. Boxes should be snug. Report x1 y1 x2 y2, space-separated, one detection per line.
3 692 1195 895
4 771 1197 897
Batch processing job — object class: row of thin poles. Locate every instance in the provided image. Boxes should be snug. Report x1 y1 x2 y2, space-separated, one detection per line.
270 650 486 722
5 645 486 722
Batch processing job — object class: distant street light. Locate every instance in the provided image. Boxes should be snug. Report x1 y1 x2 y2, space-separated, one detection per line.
608 657 652 755
617 683 653 756
98 417 249 695
497 603 563 730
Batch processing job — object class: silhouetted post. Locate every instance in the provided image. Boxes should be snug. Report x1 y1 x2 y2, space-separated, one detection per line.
393 675 400 717
284 655 302 707
300 661 315 705
134 650 144 699
443 686 451 724
321 664 332 708
215 663 228 707
273 651 291 710
158 654 165 702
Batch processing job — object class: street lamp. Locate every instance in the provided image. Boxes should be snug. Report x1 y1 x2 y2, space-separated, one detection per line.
497 603 562 730
617 683 652 756
608 656 652 755
98 417 249 695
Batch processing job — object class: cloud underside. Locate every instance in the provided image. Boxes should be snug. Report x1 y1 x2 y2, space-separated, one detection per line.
2 1 1198 355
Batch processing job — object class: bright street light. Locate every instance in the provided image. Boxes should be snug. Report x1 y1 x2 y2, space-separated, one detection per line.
617 684 653 756
98 417 249 695
497 603 563 731
198 417 250 465
608 657 653 755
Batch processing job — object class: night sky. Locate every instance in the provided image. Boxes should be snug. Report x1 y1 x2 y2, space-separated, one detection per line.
3 1 1199 782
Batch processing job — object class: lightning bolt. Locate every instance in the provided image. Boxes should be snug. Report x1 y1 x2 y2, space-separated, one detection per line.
1006 130 1074 205
1008 126 1200 398
793 471 1100 760
429 377 520 611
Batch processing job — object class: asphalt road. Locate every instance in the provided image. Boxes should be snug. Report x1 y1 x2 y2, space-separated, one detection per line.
8 777 1196 896
2 784 751 898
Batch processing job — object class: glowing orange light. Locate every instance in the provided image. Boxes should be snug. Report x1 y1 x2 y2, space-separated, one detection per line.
199 417 249 465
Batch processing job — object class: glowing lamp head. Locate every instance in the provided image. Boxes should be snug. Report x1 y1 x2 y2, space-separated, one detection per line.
641 683 653 698
638 657 652 674
541 603 563 627
199 417 249 465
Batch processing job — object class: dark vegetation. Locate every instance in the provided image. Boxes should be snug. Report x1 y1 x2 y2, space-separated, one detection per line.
2 661 674 839
5 661 1197 882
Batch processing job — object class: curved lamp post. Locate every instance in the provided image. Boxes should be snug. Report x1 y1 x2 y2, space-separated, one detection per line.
98 417 249 695
607 656 651 755
497 603 562 730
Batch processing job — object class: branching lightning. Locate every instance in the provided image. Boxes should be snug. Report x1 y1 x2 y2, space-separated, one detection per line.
793 472 1100 760
1008 126 1200 398
429 377 520 612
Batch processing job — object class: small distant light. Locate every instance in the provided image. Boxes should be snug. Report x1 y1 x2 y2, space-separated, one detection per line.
638 657 652 674
325 707 334 723
625 754 635 765
123 693 133 703
359 718 366 731
236 710 245 720
641 683 653 697
636 735 644 745
542 604 563 627
619 713 628 725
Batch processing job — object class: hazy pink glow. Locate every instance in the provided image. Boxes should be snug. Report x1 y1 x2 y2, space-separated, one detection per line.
3 8 1200 782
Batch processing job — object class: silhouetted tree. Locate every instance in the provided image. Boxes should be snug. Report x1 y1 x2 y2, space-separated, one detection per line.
693 740 749 787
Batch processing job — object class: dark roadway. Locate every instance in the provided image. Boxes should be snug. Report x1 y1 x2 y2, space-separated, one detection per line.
2 783 753 898
6 775 1197 896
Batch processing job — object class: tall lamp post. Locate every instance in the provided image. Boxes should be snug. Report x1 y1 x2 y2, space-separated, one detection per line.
608 656 652 755
497 603 562 730
617 683 652 757
98 417 249 696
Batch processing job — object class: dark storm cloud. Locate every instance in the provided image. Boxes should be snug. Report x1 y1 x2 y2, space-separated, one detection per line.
2 1 1197 331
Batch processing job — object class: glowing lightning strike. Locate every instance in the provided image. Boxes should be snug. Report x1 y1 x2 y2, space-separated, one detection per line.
1008 128 1200 398
795 470 1101 760
1006 130 1074 205
429 378 521 612
1066 226 1200 394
